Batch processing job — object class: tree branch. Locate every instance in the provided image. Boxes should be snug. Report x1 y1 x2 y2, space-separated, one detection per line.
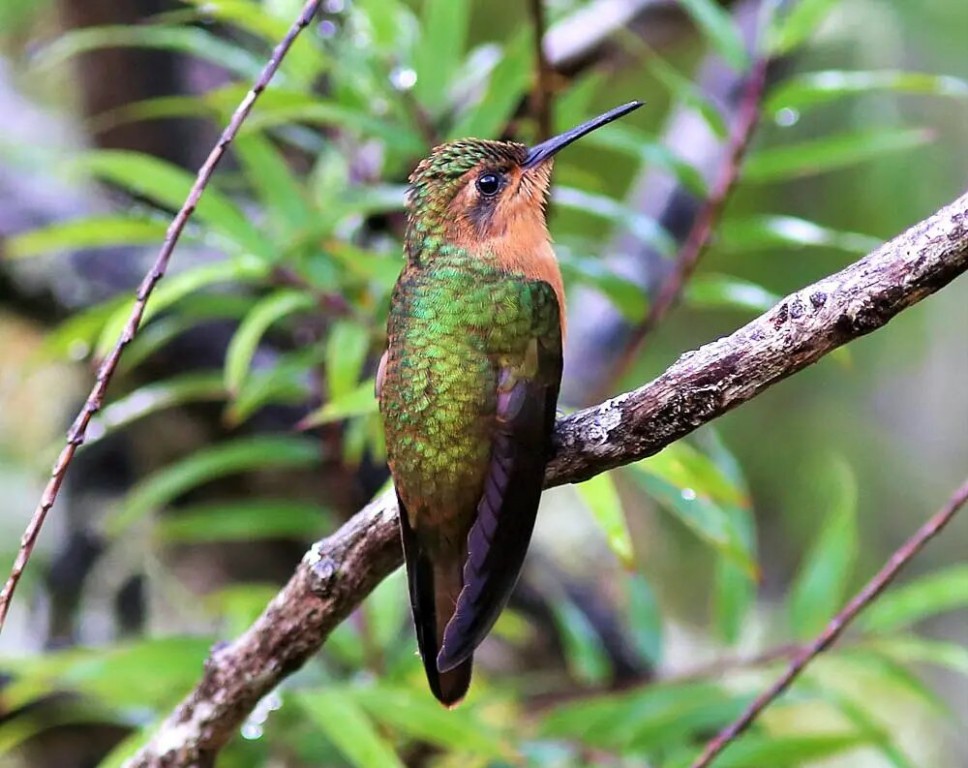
0 0 325 636
691 477 968 768
127 190 968 767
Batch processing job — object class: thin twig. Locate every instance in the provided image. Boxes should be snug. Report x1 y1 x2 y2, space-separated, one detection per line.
0 0 324 636
597 50 770 401
529 0 553 140
691 478 968 768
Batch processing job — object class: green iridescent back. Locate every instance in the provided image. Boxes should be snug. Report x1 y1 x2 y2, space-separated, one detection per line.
380 248 560 524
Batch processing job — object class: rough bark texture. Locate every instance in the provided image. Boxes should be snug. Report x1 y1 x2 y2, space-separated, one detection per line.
126 189 968 766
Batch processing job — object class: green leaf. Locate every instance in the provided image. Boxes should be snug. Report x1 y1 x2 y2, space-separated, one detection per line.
553 187 676 256
743 128 933 183
575 473 634 567
353 686 508 759
626 574 663 665
822 691 916 768
233 133 315 233
700 430 757 644
551 594 612 686
300 378 378 427
4 216 169 258
541 681 747 751
3 638 211 711
559 254 649 322
225 289 316 394
788 457 858 639
296 690 406 768
768 0 841 54
37 24 265 79
227 344 327 426
863 636 968 677
718 215 882 255
584 125 708 196
448 30 532 140
181 0 326 84
87 372 226 445
40 297 129 361
685 274 780 314
413 0 469 111
647 53 729 139
713 733 871 767
73 150 273 259
326 321 372 401
766 70 968 113
157 500 327 544
631 446 757 576
860 564 968 634
678 0 750 72
233 88 425 155
118 294 254 374
640 442 748 508
358 568 409 660
832 651 951 717
108 435 321 535
95 258 268 358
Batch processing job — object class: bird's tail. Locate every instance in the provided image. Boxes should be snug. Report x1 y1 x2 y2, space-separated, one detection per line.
397 497 472 707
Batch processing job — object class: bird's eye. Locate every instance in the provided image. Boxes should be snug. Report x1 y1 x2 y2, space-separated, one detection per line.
476 173 501 197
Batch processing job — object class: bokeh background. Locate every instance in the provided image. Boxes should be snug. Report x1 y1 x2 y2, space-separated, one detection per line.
0 1 965 766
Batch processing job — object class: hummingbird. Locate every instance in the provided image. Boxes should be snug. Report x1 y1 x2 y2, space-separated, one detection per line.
376 102 643 706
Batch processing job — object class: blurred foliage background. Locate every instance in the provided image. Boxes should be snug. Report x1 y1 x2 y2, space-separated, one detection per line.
0 0 965 766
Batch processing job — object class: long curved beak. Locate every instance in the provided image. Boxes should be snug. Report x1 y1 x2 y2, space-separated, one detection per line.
522 101 643 169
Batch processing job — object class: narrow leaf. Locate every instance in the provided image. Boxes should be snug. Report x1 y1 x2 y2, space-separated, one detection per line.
679 0 750 72
297 691 406 768
718 215 882 254
744 129 933 183
5 216 168 259
109 435 321 534
354 686 509 759
575 473 634 567
860 564 968 633
88 372 226 444
233 133 315 232
37 25 265 79
225 289 316 394
158 500 327 544
714 733 870 767
627 574 663 665
95 259 267 358
788 456 858 639
448 30 532 140
767 70 968 113
685 274 780 314
300 378 378 427
551 595 612 686
413 0 469 111
769 0 841 54
74 150 273 258
325 321 372 401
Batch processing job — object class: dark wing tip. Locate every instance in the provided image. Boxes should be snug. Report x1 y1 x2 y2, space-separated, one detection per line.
430 659 473 708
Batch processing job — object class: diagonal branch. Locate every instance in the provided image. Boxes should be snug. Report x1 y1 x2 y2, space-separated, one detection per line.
127 190 968 767
691 477 968 768
0 0 325 635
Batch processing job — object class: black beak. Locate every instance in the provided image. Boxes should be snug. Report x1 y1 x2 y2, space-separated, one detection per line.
522 101 644 169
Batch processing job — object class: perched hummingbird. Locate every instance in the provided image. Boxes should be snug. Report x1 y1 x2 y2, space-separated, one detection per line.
377 102 643 706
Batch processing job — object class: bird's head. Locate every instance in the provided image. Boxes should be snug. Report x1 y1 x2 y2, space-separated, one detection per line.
405 101 642 258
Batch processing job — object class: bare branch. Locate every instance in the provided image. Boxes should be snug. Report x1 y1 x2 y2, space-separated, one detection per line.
0 0 325 635
127 190 968 766
691 477 968 768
